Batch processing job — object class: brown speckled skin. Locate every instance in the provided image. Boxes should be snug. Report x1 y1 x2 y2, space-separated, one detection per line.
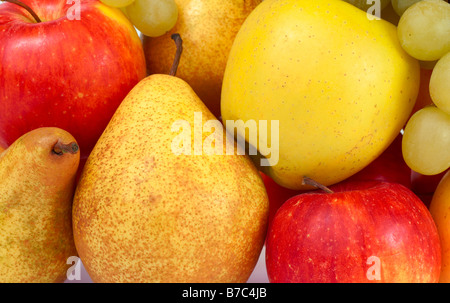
143 0 262 118
73 74 269 283
0 127 79 282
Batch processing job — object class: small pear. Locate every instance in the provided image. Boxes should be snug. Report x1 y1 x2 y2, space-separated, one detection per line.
0 127 80 283
73 35 269 283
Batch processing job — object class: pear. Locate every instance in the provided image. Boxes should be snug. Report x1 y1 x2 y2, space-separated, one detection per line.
0 127 80 283
73 35 269 283
143 0 262 118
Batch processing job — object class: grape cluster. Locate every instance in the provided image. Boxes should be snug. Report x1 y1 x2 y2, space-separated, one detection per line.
398 0 450 176
100 0 178 37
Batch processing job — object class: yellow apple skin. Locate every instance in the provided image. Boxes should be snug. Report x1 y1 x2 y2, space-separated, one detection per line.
430 170 450 283
221 0 420 190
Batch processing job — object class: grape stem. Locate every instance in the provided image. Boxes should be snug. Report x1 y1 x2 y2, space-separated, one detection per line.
3 0 42 23
302 177 334 193
170 33 183 76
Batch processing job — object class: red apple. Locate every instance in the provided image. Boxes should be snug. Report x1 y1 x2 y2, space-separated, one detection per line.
266 180 441 283
0 0 146 159
345 133 411 189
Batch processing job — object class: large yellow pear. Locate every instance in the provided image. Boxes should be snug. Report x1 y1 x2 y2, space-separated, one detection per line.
143 0 262 118
221 0 420 190
0 127 79 282
72 73 269 282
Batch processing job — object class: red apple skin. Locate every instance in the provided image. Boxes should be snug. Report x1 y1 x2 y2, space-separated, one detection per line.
0 0 146 159
345 133 411 189
266 181 441 283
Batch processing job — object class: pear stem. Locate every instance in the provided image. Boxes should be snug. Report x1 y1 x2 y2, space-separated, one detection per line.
3 0 42 23
53 140 79 156
169 33 183 76
302 177 334 193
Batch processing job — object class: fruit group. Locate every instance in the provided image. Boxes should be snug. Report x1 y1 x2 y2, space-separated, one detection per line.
72 61 269 282
0 127 79 282
1 0 447 285
143 0 262 118
266 181 441 283
221 0 420 190
0 0 147 158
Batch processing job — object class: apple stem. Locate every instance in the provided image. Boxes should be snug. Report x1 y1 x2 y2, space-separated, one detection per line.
169 33 183 76
52 140 79 156
302 177 334 193
3 0 42 23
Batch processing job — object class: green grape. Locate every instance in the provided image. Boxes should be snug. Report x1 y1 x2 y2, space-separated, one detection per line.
391 0 422 16
397 0 450 61
430 52 450 115
100 0 135 8
126 0 178 38
402 106 450 175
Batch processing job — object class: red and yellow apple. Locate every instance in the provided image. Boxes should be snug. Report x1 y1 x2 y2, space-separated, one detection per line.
0 0 146 158
266 181 441 283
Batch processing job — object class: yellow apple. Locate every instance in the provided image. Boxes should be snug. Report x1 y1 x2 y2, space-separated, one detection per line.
429 170 450 282
221 0 420 190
